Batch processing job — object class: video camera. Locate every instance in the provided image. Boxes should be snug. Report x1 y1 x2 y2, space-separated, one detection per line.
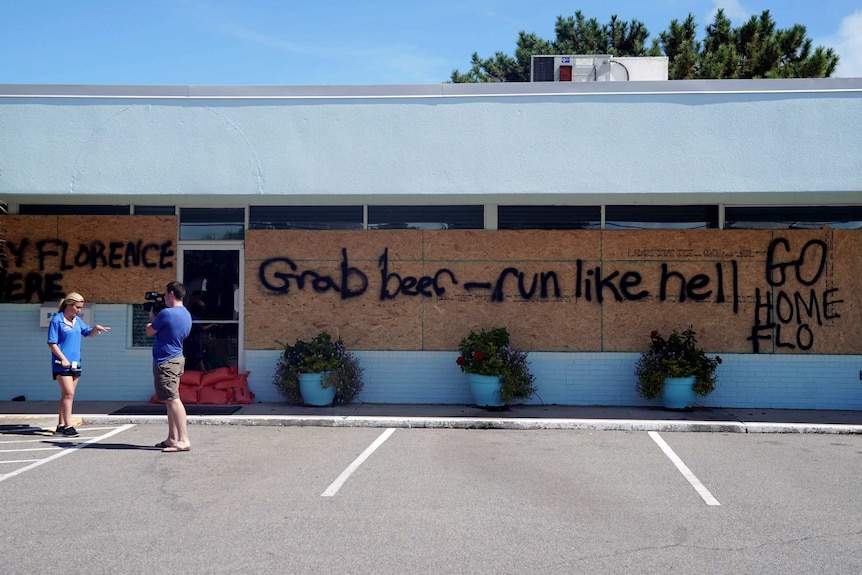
143 291 166 314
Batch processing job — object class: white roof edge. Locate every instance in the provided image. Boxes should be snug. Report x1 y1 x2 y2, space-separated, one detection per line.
5 191 861 207
0 78 860 99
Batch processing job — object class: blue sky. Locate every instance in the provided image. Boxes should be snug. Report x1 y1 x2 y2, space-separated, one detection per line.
1 0 860 85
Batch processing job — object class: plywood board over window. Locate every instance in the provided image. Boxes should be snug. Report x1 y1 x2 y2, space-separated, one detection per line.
244 228 862 354
0 215 178 304
246 230 425 351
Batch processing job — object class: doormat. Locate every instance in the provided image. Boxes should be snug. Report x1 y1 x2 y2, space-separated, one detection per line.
109 405 242 416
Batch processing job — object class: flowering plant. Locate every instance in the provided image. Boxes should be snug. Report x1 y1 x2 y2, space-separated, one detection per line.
635 327 721 400
456 326 536 404
273 331 364 405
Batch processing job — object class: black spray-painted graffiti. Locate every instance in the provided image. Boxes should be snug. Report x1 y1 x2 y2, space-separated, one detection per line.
748 238 842 352
259 238 843 353
0 238 175 302
260 248 741 305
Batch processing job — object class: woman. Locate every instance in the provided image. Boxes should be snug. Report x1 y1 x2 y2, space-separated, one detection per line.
47 292 111 437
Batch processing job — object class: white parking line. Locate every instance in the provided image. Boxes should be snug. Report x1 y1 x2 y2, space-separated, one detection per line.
1 447 62 453
649 431 721 506
0 429 118 444
0 424 136 484
322 428 396 497
0 438 69 444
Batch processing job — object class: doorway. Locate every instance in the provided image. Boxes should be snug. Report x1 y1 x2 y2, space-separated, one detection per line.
179 244 243 371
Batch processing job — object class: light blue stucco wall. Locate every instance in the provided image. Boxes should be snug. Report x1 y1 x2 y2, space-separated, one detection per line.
4 302 858 410
1 80 861 203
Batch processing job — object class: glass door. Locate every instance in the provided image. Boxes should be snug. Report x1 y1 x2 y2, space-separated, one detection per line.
179 244 243 371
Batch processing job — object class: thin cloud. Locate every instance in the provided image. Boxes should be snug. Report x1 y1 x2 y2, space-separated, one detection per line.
215 21 448 84
188 1 448 84
217 25 319 56
708 0 750 24
175 0 326 57
823 11 862 78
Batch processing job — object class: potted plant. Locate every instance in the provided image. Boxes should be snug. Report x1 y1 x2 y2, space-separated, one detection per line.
456 326 537 408
635 326 722 409
273 331 364 406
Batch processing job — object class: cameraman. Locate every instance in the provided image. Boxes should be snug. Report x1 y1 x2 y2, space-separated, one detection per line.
146 281 192 452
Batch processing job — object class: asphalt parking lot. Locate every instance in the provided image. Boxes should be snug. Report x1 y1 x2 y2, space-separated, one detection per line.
1 424 861 575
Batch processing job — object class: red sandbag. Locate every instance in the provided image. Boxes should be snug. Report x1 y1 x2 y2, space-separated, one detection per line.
230 386 255 404
198 386 231 404
200 366 238 387
213 372 250 390
180 385 199 404
180 370 203 387
212 372 254 404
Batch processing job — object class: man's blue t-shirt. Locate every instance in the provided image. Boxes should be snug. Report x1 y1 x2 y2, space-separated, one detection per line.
151 306 192 365
47 314 93 372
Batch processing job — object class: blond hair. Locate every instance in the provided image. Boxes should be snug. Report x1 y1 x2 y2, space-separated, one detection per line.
58 292 84 311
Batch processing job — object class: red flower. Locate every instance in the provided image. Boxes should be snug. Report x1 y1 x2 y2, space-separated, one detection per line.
474 350 485 361
456 356 465 366
650 330 659 340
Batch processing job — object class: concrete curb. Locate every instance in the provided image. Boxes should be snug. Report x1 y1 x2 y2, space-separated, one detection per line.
742 422 862 434
76 414 862 434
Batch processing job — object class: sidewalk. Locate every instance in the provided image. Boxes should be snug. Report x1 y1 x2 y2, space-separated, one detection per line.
2 401 862 434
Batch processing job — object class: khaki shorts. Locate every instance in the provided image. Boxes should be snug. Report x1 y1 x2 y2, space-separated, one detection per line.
153 357 186 401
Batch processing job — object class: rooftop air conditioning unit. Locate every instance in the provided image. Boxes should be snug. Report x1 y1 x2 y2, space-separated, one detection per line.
530 55 668 82
531 55 612 82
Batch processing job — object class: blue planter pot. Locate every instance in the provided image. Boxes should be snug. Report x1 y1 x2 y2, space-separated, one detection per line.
299 372 336 406
662 376 698 410
468 373 505 408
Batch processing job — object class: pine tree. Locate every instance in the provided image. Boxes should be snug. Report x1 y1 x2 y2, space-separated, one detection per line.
451 9 839 82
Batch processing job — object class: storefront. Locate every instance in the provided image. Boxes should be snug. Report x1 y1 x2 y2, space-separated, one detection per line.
1 79 861 408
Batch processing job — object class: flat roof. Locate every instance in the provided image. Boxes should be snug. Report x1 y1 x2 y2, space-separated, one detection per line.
1 77 861 99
